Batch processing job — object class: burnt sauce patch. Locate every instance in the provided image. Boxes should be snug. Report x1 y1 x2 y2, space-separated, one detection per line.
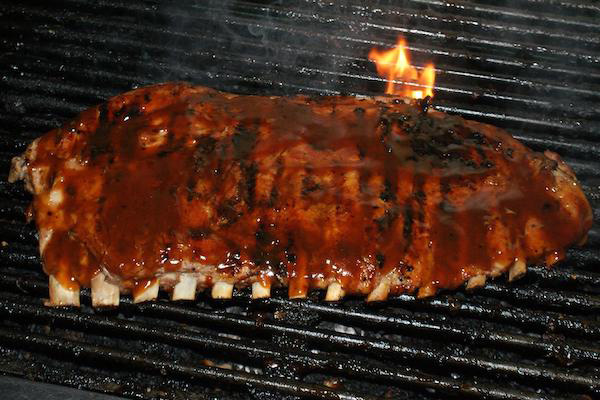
28 84 592 296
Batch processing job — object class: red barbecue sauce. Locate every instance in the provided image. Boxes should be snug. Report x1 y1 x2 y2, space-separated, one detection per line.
29 84 592 297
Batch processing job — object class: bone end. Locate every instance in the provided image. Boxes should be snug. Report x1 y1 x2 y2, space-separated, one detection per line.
172 274 198 301
251 281 271 299
416 285 436 299
466 274 486 291
46 275 80 307
133 280 159 303
508 259 527 282
325 282 345 301
91 273 120 307
212 282 234 299
367 281 390 302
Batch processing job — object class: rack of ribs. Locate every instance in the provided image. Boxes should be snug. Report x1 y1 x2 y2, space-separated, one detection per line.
8 83 592 307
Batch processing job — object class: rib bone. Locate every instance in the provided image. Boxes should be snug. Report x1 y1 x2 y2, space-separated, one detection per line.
466 274 486 290
45 275 80 307
508 259 527 282
325 282 345 301
252 281 271 299
91 272 120 307
367 280 390 302
172 274 198 301
133 280 159 303
212 282 234 299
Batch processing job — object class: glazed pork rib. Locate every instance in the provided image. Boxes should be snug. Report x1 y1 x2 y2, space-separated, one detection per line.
9 83 592 306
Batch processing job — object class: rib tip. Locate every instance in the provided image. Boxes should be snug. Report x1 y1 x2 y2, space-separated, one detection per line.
367 281 390 302
211 282 234 299
416 285 436 299
492 261 509 277
133 280 159 303
251 281 271 299
466 274 486 291
91 273 120 307
47 275 80 307
171 274 198 301
508 259 527 282
324 282 345 301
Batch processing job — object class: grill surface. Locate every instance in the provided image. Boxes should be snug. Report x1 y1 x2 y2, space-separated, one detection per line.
1 1 599 399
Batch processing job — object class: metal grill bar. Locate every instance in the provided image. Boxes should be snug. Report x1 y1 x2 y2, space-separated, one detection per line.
0 294 551 400
0 277 592 400
0 327 374 400
0 273 598 395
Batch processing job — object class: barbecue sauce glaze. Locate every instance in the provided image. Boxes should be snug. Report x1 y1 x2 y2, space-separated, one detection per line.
29 84 592 297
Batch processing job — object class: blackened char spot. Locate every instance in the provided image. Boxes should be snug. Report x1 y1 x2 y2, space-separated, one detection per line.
470 132 490 166
88 102 112 160
419 96 432 113
232 124 258 160
403 175 425 249
114 105 142 121
356 144 366 160
252 222 274 267
415 188 427 224
380 179 395 202
285 234 297 263
241 162 258 210
411 138 442 158
376 253 385 268
471 132 487 145
301 175 321 196
98 102 108 123
374 208 398 233
403 206 413 241
193 136 217 171
255 223 269 243
189 228 209 240
269 187 279 207
216 198 242 226
186 179 200 201
378 116 393 153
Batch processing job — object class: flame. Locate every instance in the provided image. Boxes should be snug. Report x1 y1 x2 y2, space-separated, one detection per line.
369 38 435 99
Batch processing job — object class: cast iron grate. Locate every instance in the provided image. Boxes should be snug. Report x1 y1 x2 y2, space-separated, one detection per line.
0 1 599 399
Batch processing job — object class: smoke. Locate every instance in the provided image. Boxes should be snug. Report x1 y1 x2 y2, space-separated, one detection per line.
156 0 375 95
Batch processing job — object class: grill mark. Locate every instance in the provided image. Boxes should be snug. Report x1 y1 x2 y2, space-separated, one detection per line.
470 131 493 168
193 136 218 171
403 174 424 251
430 176 459 291
269 155 284 208
232 123 257 160
241 161 258 210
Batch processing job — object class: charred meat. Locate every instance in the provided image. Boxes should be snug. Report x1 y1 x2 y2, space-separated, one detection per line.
9 83 592 306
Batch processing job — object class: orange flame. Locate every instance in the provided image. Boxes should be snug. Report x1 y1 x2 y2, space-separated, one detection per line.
369 38 435 99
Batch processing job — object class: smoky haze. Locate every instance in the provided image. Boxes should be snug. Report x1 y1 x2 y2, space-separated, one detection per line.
156 0 379 95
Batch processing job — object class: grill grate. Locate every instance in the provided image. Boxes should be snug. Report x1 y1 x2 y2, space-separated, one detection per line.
1 1 599 399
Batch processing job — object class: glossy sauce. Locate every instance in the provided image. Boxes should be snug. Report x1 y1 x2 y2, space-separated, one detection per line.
29 84 593 296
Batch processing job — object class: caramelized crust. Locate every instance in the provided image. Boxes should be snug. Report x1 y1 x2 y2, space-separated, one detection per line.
9 83 593 304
